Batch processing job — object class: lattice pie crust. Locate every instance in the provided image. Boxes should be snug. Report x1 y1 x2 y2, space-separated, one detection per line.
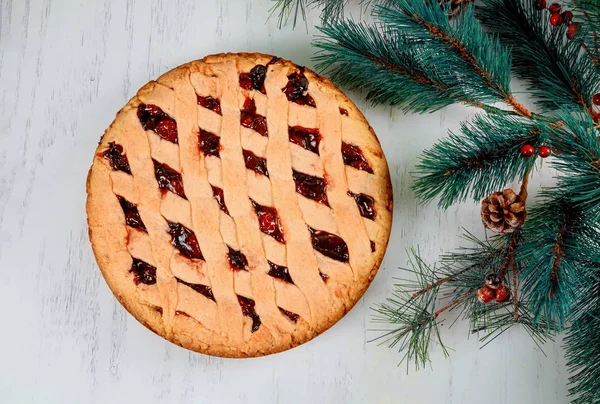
86 53 393 357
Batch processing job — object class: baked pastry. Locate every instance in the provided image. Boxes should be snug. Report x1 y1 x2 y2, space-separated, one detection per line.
87 53 393 357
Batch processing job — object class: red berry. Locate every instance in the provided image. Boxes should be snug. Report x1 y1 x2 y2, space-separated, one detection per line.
495 285 511 303
538 146 551 158
154 119 178 142
594 115 600 124
477 287 496 304
567 23 578 39
520 144 535 157
562 11 573 24
593 94 600 106
536 0 546 10
550 13 563 26
548 3 561 13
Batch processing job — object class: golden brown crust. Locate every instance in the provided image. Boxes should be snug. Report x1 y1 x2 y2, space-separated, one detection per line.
87 52 393 358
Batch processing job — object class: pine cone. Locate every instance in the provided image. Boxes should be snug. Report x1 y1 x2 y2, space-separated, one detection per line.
481 189 526 234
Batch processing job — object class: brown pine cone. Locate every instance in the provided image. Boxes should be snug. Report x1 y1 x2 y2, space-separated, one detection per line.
481 189 526 234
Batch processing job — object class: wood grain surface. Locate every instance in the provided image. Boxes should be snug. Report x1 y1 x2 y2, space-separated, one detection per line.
0 0 569 402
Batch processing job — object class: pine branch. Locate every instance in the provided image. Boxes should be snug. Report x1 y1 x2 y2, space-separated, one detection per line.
371 251 448 370
413 113 542 208
547 112 600 223
565 280 600 403
477 0 600 113
314 20 459 112
570 0 600 67
313 0 525 114
374 1 518 110
373 233 553 369
518 189 600 331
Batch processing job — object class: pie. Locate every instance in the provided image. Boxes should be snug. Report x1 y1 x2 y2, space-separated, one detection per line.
86 53 393 357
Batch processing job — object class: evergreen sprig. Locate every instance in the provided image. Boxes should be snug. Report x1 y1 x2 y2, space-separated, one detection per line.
518 189 600 331
314 20 458 112
566 280 600 403
477 0 600 113
314 1 525 114
413 113 542 208
548 112 600 222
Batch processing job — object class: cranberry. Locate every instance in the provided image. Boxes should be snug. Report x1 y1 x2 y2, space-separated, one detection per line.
101 142 131 174
550 13 563 26
370 240 376 252
288 126 320 154
495 285 511 303
228 246 248 271
319 272 329 282
176 278 215 301
237 295 261 333
477 287 495 303
548 2 560 13
251 200 285 243
154 119 178 143
562 10 573 24
243 149 269 177
167 222 203 260
239 64 267 93
292 170 328 205
282 71 316 107
130 258 156 285
197 95 222 115
137 104 178 143
117 196 147 231
538 146 551 158
240 98 268 136
199 129 220 157
153 159 186 199
267 261 294 284
567 23 578 39
593 93 600 106
279 307 299 323
211 186 229 215
348 191 376 220
308 227 349 262
520 144 535 157
339 107 349 116
536 0 546 9
342 142 373 173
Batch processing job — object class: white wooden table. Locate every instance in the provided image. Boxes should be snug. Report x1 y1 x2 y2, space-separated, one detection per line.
0 1 569 402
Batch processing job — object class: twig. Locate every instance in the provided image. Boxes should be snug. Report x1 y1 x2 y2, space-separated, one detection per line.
519 168 530 203
512 251 519 321
434 291 475 318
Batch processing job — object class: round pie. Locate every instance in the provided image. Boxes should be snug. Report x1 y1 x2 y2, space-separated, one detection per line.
86 53 393 357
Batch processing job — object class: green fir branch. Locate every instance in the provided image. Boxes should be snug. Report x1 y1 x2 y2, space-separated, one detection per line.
314 20 458 112
413 113 542 208
313 0 527 114
570 0 600 67
518 189 600 331
371 251 448 370
375 1 519 111
565 280 600 403
477 0 600 113
373 233 553 369
547 112 600 223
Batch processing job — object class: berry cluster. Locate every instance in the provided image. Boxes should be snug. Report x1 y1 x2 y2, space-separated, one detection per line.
536 1 577 38
520 144 551 158
477 273 511 304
